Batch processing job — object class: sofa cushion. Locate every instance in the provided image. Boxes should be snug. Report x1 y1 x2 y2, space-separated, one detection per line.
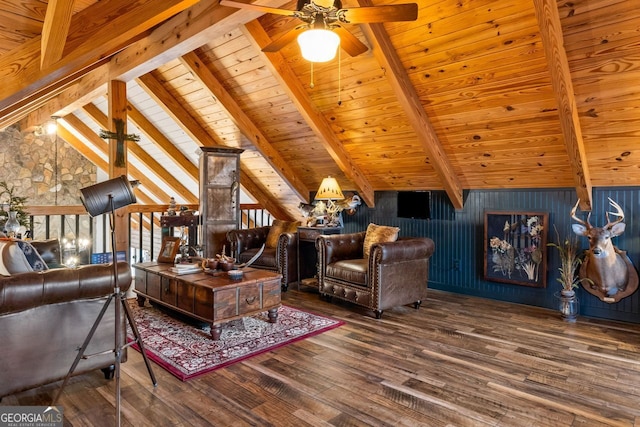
363 223 400 259
327 258 368 286
0 239 49 275
30 239 62 268
265 219 300 248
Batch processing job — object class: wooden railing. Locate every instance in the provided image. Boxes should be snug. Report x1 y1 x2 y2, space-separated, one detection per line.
22 203 272 265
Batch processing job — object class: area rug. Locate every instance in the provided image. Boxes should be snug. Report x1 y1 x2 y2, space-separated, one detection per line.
126 301 343 381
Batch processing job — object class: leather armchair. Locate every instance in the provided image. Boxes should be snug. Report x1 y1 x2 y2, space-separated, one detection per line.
227 226 298 291
0 262 131 399
316 231 435 318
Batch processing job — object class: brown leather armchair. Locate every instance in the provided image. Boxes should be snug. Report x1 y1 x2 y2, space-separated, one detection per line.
316 231 435 318
0 262 131 400
227 225 298 291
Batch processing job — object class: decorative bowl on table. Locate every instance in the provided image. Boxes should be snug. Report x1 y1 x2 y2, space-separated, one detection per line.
227 269 243 280
219 259 236 271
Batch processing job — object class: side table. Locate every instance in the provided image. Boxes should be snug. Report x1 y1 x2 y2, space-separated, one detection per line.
297 226 342 290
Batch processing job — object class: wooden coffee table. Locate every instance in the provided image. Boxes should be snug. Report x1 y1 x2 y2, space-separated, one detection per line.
133 262 282 339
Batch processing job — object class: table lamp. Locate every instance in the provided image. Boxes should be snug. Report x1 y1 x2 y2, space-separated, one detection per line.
314 176 344 226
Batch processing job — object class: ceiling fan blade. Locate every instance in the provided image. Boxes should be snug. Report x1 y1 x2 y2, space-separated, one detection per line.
262 25 308 52
337 4 418 24
220 0 296 17
333 26 368 57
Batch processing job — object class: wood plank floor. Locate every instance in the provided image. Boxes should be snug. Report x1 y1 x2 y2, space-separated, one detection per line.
3 287 640 426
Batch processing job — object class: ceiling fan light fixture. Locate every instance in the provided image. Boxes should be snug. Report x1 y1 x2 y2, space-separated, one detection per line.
297 29 340 62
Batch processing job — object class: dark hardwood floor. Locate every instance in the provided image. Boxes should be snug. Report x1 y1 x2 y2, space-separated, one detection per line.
3 287 640 426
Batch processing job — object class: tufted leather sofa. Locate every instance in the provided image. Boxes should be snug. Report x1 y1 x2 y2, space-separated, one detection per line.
227 226 298 291
316 231 435 318
0 262 131 400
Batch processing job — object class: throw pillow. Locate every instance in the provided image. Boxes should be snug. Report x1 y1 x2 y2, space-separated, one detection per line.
265 219 301 248
363 223 400 259
16 240 49 271
0 239 49 275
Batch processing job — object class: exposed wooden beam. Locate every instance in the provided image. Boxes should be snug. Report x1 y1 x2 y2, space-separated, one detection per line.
533 0 592 211
17 68 107 131
179 51 310 203
61 113 171 202
0 0 200 125
3 58 109 130
126 102 199 180
56 121 108 172
6 0 290 129
41 0 75 69
358 0 464 210
107 80 128 182
128 191 155 206
111 0 290 81
82 102 199 204
55 120 152 206
137 73 216 149
243 20 376 208
241 179 292 222
137 72 295 220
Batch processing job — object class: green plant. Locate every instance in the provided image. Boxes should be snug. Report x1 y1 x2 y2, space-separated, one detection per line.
547 226 586 292
0 181 29 227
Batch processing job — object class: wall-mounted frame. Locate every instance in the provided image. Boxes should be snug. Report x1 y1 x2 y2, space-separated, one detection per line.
157 236 180 263
484 211 548 288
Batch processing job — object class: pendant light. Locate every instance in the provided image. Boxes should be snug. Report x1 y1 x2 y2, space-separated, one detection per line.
297 28 340 63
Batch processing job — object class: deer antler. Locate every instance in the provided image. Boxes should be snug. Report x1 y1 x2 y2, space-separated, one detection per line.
605 197 625 229
570 199 592 229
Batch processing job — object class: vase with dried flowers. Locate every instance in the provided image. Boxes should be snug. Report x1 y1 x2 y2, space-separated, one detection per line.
547 226 586 322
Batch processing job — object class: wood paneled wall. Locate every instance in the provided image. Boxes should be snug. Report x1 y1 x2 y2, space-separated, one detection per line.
343 187 640 323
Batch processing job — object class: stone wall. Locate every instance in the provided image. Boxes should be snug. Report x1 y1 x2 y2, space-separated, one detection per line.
0 124 96 205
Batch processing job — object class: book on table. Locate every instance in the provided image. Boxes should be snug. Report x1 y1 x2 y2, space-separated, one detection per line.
169 263 202 275
173 263 200 269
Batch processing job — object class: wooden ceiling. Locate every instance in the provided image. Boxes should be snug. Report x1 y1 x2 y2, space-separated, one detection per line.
1 0 639 218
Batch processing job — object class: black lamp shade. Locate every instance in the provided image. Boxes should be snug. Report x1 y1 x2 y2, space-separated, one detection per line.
80 175 137 217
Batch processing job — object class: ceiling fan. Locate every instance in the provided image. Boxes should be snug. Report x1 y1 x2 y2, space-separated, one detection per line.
220 0 418 59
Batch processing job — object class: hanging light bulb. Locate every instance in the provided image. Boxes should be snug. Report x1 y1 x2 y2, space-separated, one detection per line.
297 29 340 63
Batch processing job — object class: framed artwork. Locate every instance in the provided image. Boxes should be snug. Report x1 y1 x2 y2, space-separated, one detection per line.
484 211 548 288
157 236 180 263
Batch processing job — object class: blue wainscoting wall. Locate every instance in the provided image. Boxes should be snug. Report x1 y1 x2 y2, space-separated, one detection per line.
341 187 640 323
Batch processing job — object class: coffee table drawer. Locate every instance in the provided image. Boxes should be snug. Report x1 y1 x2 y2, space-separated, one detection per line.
194 287 214 319
212 288 238 321
145 272 161 299
134 274 145 295
177 281 195 312
262 279 281 308
161 277 177 305
238 283 261 315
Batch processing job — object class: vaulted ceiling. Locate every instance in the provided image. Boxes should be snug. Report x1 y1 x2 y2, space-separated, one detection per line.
1 0 639 219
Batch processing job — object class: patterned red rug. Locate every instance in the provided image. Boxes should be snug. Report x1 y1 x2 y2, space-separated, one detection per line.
126 301 343 381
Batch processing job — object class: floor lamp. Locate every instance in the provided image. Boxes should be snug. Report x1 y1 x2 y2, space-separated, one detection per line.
53 175 157 427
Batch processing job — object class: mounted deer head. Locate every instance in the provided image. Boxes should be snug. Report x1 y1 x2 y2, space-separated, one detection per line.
571 198 629 298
